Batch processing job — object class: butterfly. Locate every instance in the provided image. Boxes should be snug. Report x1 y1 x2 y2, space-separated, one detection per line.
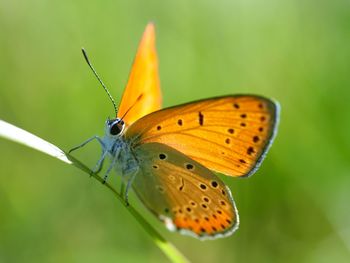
70 23 280 240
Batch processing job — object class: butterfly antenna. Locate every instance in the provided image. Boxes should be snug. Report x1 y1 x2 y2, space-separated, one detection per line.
120 93 144 120
81 48 118 115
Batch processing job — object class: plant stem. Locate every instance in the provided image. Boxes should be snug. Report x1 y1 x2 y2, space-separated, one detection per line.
0 120 190 263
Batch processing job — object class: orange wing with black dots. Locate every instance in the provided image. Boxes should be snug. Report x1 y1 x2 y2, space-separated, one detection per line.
117 23 162 127
133 143 239 239
126 95 279 177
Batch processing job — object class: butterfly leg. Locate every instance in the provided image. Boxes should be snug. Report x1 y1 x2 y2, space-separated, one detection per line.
123 170 138 206
69 135 105 153
91 150 108 175
102 148 121 183
102 157 117 184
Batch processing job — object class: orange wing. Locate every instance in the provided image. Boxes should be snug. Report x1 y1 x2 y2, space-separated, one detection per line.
126 95 279 177
117 23 162 126
132 142 238 239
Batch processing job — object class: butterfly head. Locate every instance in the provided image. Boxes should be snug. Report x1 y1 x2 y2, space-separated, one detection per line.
105 118 125 137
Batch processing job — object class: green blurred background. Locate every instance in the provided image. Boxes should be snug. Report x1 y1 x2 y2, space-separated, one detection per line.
1 0 349 262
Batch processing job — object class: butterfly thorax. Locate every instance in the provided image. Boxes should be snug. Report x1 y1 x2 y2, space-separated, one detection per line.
102 118 139 178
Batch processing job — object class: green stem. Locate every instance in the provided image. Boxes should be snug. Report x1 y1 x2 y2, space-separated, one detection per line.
0 120 190 263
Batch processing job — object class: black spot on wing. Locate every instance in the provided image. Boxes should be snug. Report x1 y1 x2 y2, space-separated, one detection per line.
199 111 204 126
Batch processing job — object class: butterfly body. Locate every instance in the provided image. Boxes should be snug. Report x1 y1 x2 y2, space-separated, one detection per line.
71 23 280 239
98 118 139 188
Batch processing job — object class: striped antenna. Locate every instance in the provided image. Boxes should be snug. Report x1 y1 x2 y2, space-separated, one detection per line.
81 48 118 115
120 93 143 120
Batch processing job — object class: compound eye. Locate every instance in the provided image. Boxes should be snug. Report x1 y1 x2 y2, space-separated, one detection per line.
110 122 123 135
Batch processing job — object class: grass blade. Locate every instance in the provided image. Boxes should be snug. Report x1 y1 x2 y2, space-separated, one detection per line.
0 119 190 263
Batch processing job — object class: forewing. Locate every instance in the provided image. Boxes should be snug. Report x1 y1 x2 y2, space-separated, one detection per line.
132 142 238 239
117 23 162 126
126 95 279 177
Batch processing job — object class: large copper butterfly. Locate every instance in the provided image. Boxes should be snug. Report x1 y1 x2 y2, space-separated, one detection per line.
70 23 280 239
